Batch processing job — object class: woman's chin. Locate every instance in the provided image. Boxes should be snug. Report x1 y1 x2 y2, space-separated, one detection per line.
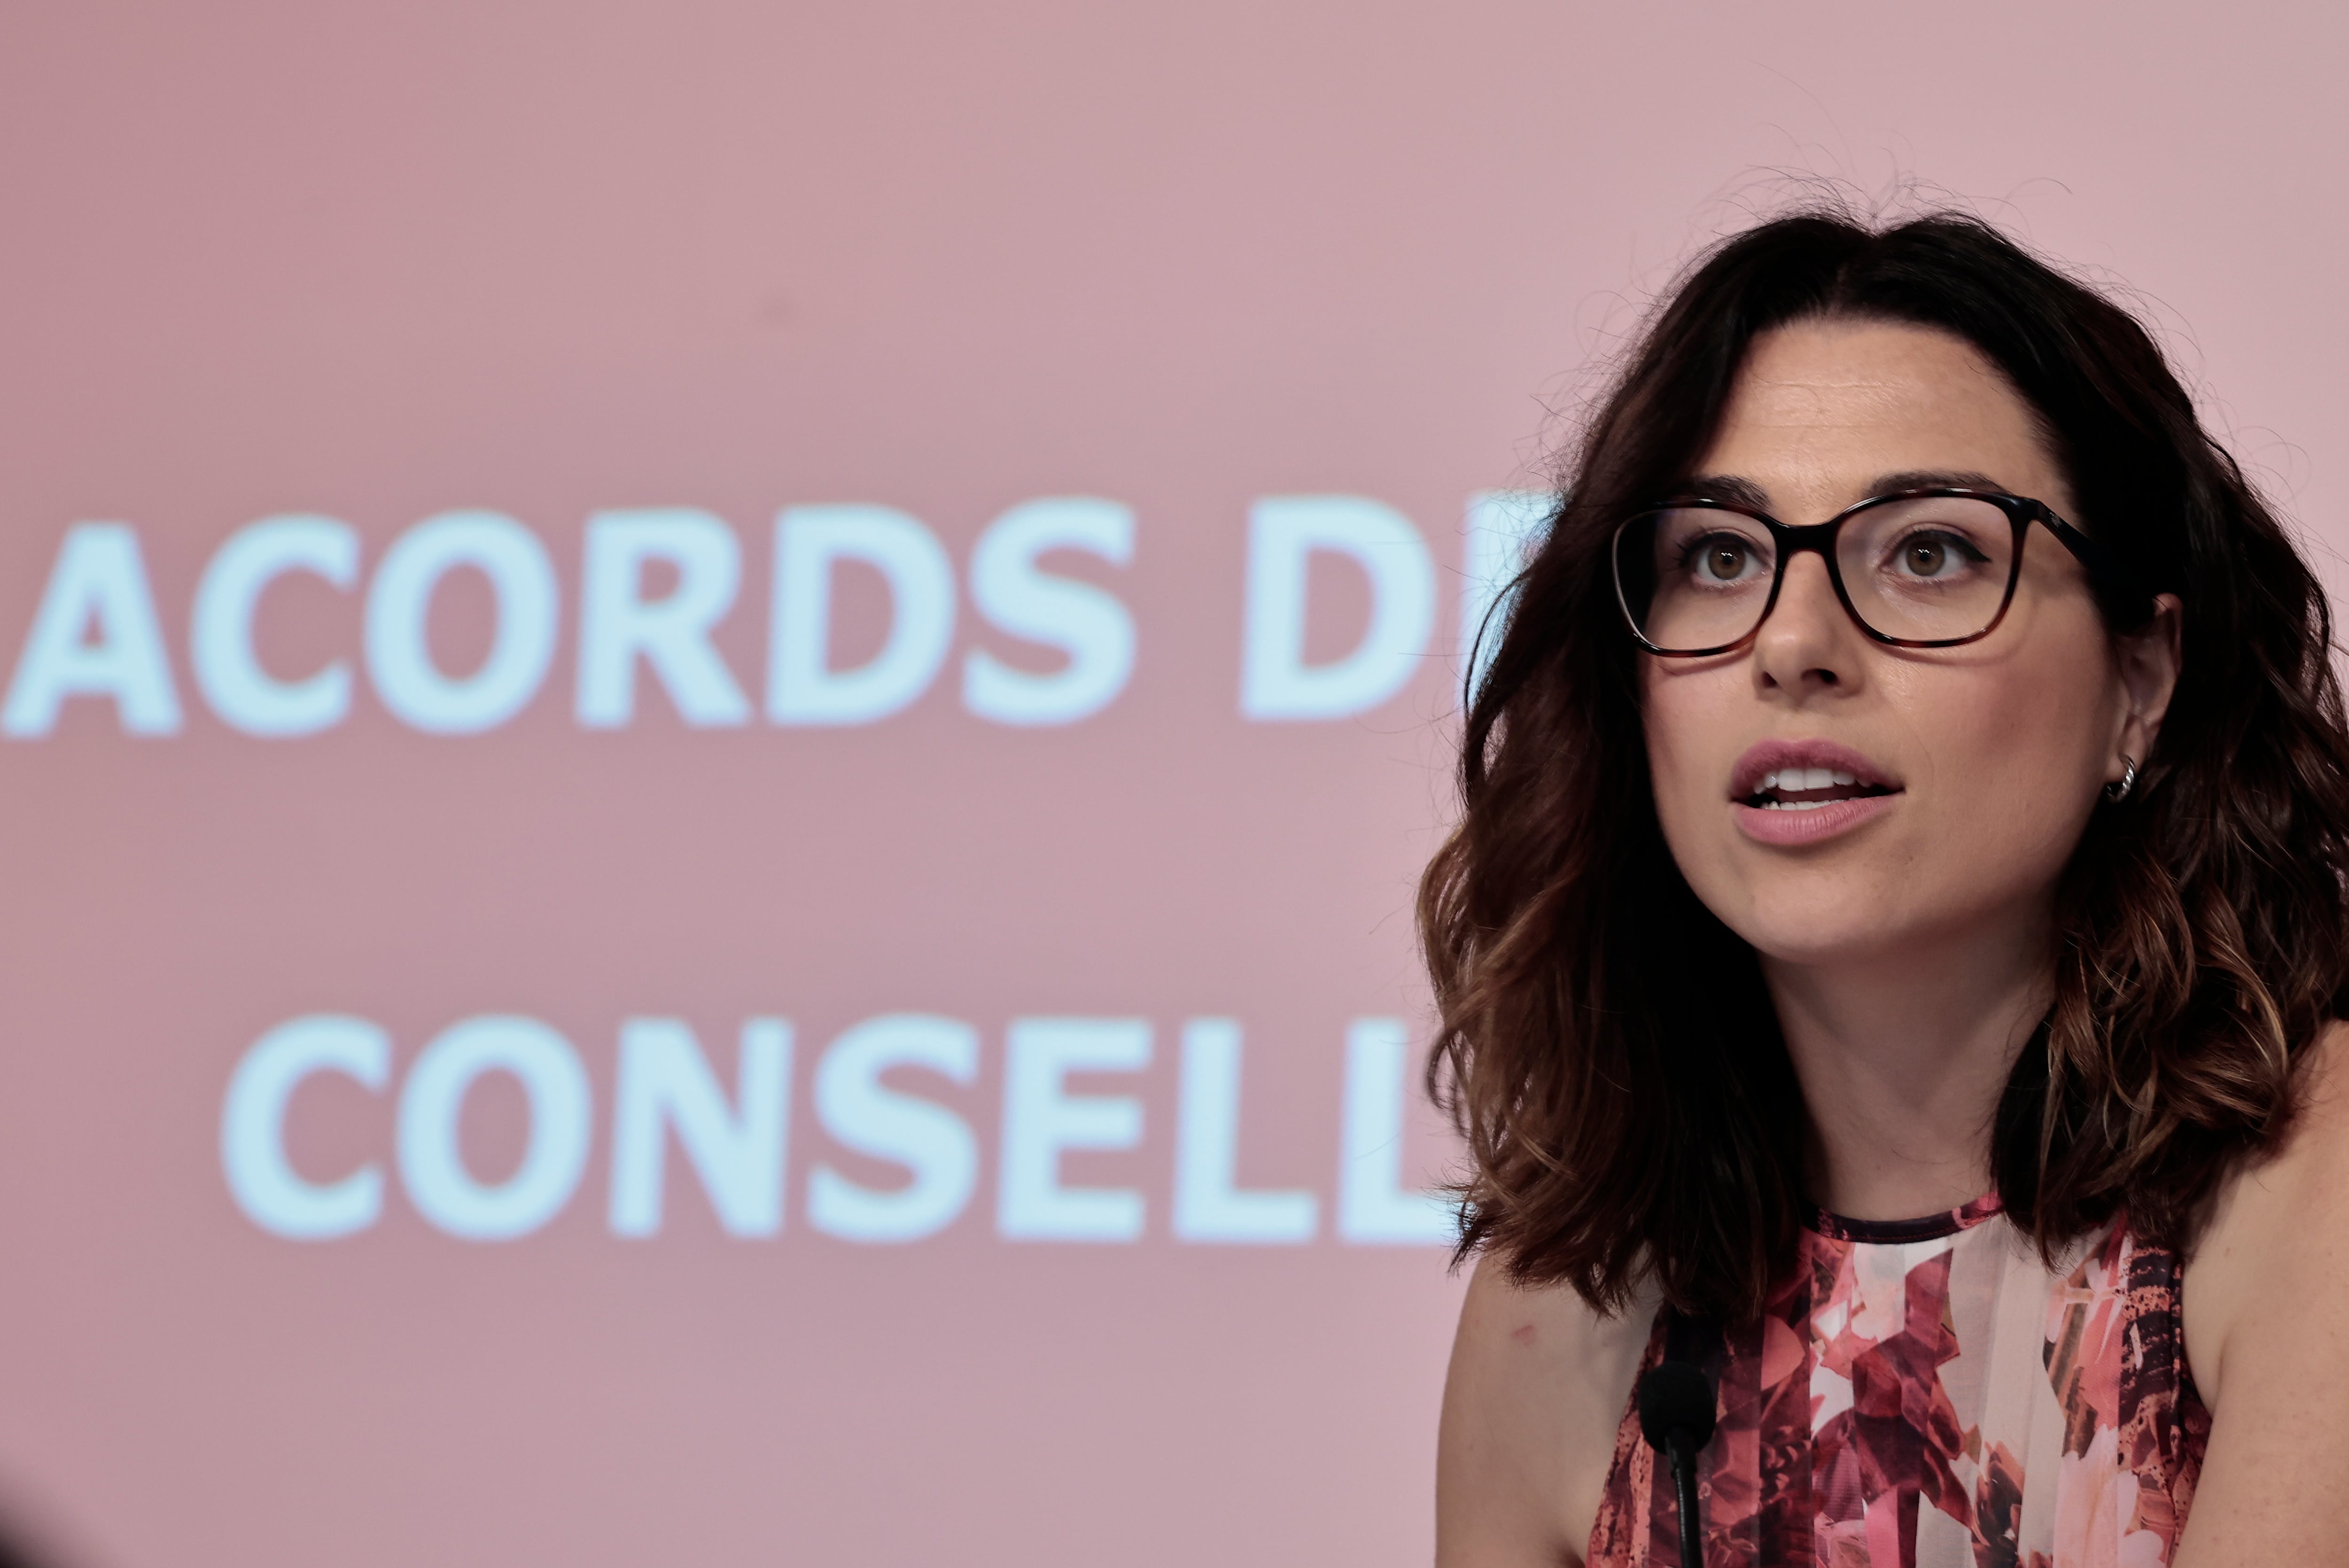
1719 891 1922 969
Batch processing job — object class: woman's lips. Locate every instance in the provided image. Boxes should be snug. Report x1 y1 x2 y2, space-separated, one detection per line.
1726 740 1902 846
1729 742 1907 840
1734 791 1898 846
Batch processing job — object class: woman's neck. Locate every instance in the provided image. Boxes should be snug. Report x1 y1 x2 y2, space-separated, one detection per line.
1762 916 2053 1223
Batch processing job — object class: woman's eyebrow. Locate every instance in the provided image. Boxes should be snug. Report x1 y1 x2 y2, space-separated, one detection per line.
1677 470 2013 512
1867 468 2007 495
1682 474 1771 508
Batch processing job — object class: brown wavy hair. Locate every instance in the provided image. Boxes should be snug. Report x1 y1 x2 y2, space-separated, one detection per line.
1420 209 2349 1324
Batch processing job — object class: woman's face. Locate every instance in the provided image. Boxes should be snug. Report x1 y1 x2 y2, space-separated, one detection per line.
1641 318 2178 970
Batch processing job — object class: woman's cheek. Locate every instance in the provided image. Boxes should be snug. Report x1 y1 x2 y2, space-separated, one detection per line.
1913 678 2098 898
1643 686 1740 898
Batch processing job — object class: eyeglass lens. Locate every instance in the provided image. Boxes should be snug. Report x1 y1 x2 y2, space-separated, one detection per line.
1616 496 2017 651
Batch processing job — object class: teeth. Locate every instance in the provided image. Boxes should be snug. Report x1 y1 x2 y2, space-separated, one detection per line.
1756 766 1864 795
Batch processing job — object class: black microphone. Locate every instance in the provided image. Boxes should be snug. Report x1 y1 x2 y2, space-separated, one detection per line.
1638 1359 1717 1567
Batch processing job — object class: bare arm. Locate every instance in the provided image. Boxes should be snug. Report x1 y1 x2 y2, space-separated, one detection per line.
1434 1255 1655 1568
2177 1022 2349 1563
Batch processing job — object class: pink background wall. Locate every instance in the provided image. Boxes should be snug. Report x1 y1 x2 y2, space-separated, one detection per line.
3 3 2347 1564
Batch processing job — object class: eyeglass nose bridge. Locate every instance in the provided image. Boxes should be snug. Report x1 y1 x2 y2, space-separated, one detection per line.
1741 517 1861 645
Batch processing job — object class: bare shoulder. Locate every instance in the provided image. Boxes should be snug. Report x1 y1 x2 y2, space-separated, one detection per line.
2184 1017 2349 1405
2174 1019 2349 1564
1434 1253 1657 1568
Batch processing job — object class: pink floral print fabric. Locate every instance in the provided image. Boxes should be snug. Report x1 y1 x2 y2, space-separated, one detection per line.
1587 1197 2209 1568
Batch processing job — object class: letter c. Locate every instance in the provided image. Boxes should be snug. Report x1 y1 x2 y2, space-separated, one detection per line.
192 516 360 736
220 1015 390 1239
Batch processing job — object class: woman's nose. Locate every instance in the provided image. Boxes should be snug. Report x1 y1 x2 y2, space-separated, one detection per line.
1752 550 1860 692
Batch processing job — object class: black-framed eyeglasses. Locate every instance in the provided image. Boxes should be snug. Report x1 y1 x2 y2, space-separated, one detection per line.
1611 488 2142 657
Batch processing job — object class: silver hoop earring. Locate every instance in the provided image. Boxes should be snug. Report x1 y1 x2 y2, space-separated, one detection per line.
2105 755 2138 803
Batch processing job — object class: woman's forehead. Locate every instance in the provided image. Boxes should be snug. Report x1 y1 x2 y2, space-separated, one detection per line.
1696 320 2069 517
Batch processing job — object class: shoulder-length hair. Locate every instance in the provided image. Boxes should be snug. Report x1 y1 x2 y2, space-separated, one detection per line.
1420 210 2349 1324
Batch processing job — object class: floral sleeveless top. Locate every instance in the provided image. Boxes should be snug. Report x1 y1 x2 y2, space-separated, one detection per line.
1587 1196 2210 1568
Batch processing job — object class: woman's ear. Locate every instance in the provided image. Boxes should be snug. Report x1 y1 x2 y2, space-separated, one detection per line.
2113 593 2184 781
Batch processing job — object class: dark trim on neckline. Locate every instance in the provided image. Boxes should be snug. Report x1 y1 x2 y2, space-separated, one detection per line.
1807 1194 2003 1246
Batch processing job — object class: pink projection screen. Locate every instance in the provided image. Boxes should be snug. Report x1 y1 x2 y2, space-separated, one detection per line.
5 4 2349 1565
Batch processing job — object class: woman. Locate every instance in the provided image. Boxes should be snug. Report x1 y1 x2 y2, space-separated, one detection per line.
1425 211 2349 1566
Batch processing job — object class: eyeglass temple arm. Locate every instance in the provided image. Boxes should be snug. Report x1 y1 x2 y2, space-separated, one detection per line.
2037 508 2157 623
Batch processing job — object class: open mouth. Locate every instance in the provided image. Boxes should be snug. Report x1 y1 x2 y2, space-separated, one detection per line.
1742 768 1900 812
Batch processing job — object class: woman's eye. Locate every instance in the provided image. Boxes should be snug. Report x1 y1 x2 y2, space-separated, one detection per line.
1893 530 1980 578
1694 536 1754 581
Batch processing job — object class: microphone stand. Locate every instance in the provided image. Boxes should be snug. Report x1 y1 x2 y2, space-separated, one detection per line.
1667 1428 1703 1568
1637 1354 1717 1568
